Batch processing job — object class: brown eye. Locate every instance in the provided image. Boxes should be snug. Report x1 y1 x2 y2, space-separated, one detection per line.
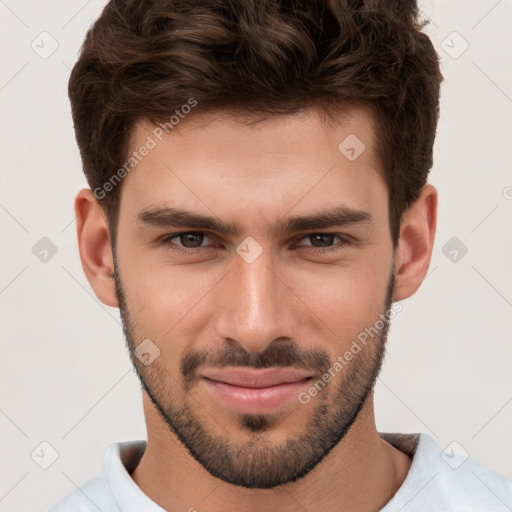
161 231 214 250
296 233 350 250
176 232 204 248
308 234 336 247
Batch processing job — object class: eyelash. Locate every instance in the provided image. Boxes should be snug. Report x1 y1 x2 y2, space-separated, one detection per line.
158 232 352 256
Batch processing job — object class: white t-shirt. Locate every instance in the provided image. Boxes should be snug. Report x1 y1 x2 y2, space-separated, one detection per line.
48 432 512 511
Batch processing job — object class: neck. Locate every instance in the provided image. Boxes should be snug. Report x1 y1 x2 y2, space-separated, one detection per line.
131 392 411 511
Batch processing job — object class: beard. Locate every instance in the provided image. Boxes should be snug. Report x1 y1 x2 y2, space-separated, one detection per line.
113 257 395 489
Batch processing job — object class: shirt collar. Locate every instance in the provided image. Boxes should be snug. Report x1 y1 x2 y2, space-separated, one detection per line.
105 440 165 512
105 433 428 511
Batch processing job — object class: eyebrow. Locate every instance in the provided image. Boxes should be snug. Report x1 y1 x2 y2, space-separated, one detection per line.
137 205 372 236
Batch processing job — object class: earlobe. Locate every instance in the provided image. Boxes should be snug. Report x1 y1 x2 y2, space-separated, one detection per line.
393 184 437 301
75 188 119 307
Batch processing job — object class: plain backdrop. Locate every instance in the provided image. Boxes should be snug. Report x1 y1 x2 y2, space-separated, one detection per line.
1 1 511 511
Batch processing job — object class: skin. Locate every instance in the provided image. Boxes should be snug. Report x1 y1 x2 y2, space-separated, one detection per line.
75 105 437 511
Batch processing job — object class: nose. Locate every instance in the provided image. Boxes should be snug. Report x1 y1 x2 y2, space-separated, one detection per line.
214 247 298 354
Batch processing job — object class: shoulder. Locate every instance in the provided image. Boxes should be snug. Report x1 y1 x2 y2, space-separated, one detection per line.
48 440 152 512
436 453 512 511
381 433 512 511
48 473 120 512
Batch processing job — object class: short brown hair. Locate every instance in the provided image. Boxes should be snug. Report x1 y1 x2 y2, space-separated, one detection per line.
68 0 443 246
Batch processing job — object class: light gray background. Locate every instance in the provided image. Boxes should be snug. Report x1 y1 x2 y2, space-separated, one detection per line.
1 1 511 511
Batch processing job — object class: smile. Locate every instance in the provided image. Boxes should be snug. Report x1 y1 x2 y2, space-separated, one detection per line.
200 367 313 415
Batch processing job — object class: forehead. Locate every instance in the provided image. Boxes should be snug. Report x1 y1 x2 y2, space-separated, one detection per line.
118 105 386 224
130 105 377 161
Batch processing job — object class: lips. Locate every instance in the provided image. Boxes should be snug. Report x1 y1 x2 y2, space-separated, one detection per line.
200 367 313 414
200 367 313 388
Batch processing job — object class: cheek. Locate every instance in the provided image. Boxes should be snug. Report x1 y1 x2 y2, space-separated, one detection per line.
302 272 389 342
118 230 211 324
120 263 217 357
287 246 392 347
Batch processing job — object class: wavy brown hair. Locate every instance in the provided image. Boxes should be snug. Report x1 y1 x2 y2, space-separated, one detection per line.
68 0 443 246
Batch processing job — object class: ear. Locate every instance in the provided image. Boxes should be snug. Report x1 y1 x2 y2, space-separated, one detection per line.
75 188 119 307
393 183 437 301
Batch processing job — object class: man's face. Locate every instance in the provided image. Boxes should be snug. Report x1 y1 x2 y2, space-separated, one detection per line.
112 106 396 488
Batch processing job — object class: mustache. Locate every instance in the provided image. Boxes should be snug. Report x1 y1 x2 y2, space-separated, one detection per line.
181 341 331 389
